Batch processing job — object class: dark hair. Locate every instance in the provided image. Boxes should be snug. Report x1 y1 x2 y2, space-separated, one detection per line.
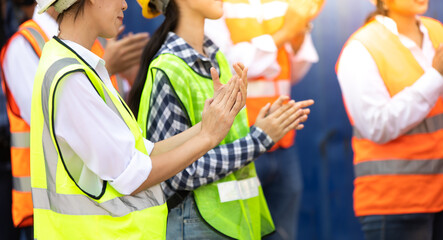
56 0 87 24
365 0 388 23
127 0 179 117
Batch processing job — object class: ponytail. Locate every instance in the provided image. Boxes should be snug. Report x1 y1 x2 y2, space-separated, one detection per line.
128 0 179 117
365 0 388 23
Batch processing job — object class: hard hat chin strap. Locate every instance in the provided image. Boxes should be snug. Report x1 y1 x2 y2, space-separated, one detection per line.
54 0 78 13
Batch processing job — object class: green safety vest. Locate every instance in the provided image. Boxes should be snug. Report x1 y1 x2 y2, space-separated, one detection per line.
30 37 168 240
138 52 275 239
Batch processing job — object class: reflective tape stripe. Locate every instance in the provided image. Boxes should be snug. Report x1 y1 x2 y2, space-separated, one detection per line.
224 2 287 20
11 132 30 148
355 159 443 177
405 113 443 135
247 79 290 97
217 177 260 203
24 27 46 51
41 58 80 192
32 186 164 217
353 113 443 139
97 37 107 48
13 176 31 192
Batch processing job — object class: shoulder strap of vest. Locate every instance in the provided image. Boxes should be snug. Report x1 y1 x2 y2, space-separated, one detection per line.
420 17 443 49
18 20 49 57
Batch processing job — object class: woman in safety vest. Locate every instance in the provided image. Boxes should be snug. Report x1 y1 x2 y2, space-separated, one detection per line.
128 0 314 239
30 0 247 239
336 0 443 239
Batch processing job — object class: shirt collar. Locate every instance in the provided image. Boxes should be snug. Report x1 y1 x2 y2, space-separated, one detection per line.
161 32 220 68
375 15 430 49
33 8 59 39
61 39 104 70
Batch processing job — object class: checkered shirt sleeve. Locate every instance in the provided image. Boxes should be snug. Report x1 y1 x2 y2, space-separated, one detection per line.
146 70 274 197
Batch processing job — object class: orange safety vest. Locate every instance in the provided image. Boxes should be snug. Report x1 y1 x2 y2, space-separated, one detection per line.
0 20 120 228
223 0 294 150
337 17 443 217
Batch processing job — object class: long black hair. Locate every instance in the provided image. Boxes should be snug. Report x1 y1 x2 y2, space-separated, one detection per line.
127 0 179 117
365 0 388 23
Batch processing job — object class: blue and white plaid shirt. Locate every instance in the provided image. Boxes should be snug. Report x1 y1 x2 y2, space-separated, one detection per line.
147 32 274 198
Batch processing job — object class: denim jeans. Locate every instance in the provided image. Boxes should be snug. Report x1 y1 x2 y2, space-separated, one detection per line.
166 193 231 240
359 211 443 240
255 147 303 240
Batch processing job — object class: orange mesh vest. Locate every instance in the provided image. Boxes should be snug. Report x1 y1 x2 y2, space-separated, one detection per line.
0 20 119 228
337 17 443 216
224 0 294 150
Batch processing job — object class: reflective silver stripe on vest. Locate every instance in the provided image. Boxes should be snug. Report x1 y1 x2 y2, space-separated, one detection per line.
11 132 30 148
41 58 80 192
32 187 162 217
353 113 443 139
97 37 107 48
13 176 31 192
217 176 261 203
355 159 443 177
37 57 164 216
23 27 45 52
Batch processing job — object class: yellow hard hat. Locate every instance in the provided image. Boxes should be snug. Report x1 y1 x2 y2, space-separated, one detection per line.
137 0 169 19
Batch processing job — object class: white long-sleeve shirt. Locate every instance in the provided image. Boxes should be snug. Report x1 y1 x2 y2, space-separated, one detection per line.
53 39 154 196
337 16 443 144
3 8 153 196
204 4 318 84
2 9 58 124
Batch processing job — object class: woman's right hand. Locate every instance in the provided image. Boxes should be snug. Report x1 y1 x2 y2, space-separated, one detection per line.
254 96 314 143
433 44 443 76
199 73 244 148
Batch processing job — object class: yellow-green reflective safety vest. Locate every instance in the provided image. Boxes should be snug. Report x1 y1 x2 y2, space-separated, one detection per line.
30 38 168 240
138 52 275 239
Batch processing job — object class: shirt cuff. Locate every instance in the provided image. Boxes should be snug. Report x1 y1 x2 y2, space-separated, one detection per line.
413 68 443 105
251 34 278 53
109 149 153 195
250 125 275 151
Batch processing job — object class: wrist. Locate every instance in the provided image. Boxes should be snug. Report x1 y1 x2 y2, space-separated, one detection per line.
197 130 217 149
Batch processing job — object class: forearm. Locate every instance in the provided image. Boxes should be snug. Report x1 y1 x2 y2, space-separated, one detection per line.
166 126 274 191
151 123 201 156
132 132 213 195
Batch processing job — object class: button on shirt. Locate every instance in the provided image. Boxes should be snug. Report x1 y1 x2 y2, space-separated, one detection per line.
53 39 154 196
337 16 443 144
147 32 274 197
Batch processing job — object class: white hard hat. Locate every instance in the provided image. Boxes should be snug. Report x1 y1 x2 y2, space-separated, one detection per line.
37 0 78 14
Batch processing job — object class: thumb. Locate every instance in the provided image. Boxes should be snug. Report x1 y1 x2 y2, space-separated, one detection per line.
211 67 222 92
257 103 271 120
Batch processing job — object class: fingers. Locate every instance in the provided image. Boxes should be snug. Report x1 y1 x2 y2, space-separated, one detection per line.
273 95 290 107
297 99 315 108
233 63 243 77
256 103 271 120
211 67 222 92
229 92 243 116
213 75 236 105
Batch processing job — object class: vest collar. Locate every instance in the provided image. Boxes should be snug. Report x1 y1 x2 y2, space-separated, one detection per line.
60 39 104 70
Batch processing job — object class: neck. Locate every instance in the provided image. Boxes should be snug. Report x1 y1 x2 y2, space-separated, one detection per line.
174 11 205 56
58 12 97 50
388 12 420 36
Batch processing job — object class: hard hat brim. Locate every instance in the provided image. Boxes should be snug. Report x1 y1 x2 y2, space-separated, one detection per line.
37 0 57 14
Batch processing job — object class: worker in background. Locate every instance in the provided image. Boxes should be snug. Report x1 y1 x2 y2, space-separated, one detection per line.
204 0 323 239
336 0 443 239
0 2 149 239
30 0 248 238
129 0 314 239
